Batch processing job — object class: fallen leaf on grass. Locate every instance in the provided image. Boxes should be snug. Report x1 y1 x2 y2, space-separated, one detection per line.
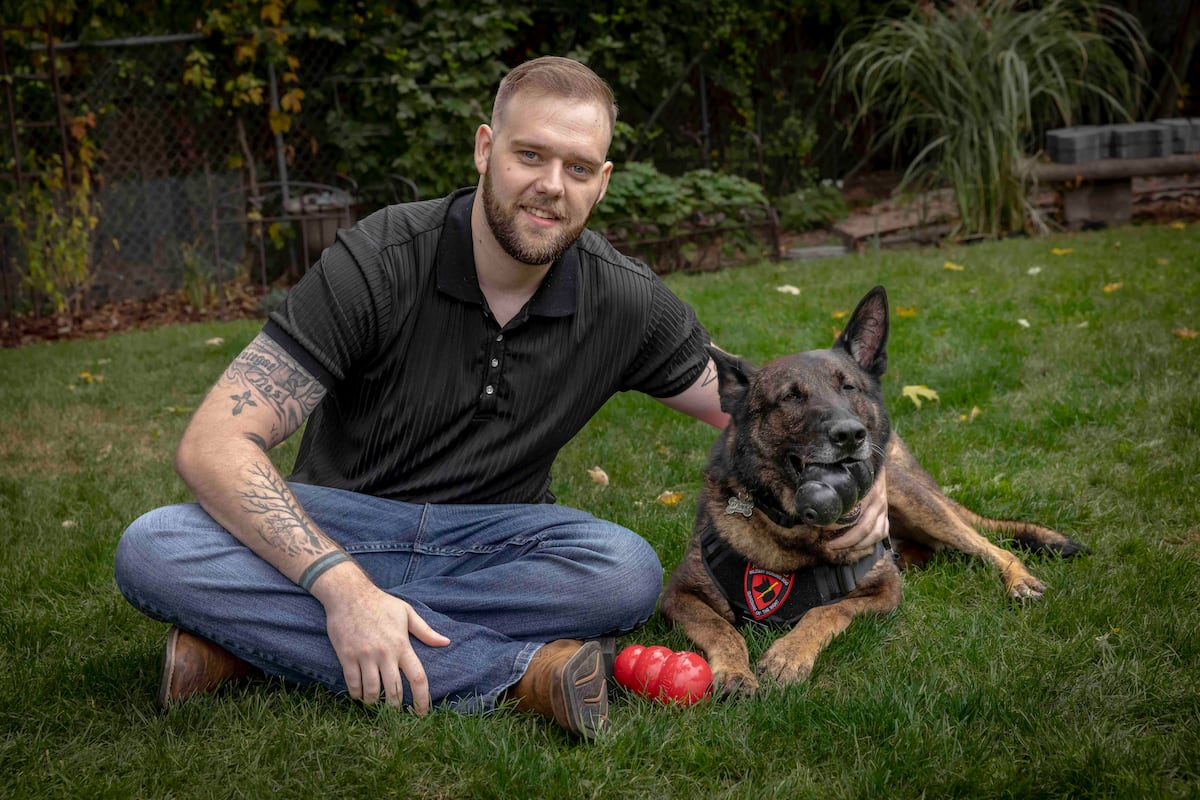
1103 282 1122 293
959 406 982 422
587 466 610 487
832 309 848 320
1051 248 1074 256
895 306 917 318
1156 258 1170 266
1174 327 1198 339
1017 318 1031 328
1027 266 1043 276
657 490 685 507
62 520 77 529
206 337 225 347
901 385 940 408
1170 222 1187 230
943 261 965 271
776 284 801 295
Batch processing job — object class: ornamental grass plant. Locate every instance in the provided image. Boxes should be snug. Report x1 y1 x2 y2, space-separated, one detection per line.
831 0 1150 237
1 221 1198 797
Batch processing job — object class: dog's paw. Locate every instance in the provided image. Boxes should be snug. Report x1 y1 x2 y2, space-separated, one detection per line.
756 642 815 686
1006 573 1046 602
710 667 759 699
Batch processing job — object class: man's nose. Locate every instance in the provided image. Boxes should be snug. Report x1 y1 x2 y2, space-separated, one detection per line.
535 163 565 197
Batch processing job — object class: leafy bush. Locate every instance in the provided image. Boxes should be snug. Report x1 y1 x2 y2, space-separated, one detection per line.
776 181 850 232
589 162 771 272
592 161 767 239
5 161 99 316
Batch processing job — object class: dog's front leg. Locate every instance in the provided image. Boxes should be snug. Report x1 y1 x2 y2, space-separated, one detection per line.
662 589 759 697
757 558 901 685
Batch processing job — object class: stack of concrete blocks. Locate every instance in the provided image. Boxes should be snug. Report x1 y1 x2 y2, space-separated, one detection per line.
1046 119 1200 163
1155 118 1200 154
1046 126 1112 164
1043 119 1200 227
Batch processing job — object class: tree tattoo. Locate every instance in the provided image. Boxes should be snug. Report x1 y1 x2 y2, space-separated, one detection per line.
239 461 329 557
224 334 325 444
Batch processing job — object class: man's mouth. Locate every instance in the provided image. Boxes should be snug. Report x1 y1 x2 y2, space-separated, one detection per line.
523 205 561 223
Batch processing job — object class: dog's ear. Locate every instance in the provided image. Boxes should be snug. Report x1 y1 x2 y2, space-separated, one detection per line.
834 286 889 377
706 344 755 413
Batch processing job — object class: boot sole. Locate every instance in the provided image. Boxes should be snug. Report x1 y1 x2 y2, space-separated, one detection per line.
556 640 609 740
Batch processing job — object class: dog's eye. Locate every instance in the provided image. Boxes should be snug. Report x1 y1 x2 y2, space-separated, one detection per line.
780 388 806 404
842 382 857 392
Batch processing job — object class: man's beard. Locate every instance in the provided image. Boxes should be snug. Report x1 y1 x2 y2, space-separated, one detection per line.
481 170 590 266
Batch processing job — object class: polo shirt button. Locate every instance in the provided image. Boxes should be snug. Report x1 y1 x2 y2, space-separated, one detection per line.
485 385 495 395
490 358 499 368
496 334 504 342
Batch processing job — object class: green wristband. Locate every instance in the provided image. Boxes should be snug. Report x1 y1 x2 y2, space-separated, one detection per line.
297 551 351 593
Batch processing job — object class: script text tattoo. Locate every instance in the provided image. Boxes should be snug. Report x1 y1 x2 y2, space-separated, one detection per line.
224 335 326 445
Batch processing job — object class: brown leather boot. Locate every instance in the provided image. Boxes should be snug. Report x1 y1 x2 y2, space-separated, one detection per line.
157 626 257 710
505 639 608 739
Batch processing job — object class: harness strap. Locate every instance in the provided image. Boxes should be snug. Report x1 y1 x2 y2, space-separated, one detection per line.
699 520 891 628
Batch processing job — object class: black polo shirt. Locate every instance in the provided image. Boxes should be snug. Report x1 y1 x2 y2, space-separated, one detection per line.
264 188 710 504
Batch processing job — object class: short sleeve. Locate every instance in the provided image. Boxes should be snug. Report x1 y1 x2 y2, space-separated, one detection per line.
266 214 394 383
620 274 711 398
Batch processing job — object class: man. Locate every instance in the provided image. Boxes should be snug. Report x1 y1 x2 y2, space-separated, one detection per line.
115 56 888 740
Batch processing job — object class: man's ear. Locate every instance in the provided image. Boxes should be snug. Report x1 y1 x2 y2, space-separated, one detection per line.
833 285 889 377
473 124 494 176
595 161 613 204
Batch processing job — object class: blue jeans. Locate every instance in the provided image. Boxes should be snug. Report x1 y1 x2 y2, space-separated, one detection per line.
113 482 663 713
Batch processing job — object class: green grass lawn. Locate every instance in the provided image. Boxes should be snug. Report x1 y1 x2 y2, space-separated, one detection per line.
2 222 1198 798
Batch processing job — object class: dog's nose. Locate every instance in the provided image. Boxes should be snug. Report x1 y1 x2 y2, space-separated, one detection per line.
829 419 867 452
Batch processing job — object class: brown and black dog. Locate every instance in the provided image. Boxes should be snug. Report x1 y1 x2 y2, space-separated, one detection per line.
660 286 1085 696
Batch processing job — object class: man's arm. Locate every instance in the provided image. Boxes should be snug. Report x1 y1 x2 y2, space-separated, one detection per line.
654 357 729 429
656 355 889 551
175 332 448 711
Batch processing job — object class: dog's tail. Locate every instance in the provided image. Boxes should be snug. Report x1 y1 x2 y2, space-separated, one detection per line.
952 504 1089 558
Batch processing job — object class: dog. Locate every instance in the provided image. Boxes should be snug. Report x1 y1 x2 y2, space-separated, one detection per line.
660 286 1086 696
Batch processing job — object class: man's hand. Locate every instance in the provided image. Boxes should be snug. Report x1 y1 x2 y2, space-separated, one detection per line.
827 467 889 550
317 568 451 714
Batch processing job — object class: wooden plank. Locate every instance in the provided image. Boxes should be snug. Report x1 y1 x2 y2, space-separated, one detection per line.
1034 154 1200 183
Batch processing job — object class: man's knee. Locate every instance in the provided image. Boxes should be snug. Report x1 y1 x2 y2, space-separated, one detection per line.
113 505 200 610
586 526 663 629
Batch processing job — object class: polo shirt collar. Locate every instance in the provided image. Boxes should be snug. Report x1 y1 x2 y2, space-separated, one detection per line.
436 188 579 318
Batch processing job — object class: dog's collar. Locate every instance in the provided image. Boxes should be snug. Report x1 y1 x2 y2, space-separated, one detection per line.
725 490 855 529
699 521 891 628
725 490 807 528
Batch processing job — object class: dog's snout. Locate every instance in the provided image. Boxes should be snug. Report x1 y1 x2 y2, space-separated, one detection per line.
829 419 867 452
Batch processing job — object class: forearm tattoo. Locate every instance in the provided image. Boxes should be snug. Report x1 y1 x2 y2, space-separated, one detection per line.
224 334 326 443
240 461 331 557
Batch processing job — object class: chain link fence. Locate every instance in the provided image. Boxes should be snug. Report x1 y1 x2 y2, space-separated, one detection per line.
1 30 397 315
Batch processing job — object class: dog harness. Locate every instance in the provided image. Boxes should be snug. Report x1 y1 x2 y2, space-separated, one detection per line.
699 515 891 629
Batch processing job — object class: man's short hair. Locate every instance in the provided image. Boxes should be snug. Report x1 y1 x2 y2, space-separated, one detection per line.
491 56 618 135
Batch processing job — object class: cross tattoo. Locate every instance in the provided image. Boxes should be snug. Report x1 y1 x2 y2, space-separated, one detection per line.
230 390 258 415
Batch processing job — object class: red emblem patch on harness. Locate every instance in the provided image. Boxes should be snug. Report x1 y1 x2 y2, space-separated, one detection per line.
744 565 794 620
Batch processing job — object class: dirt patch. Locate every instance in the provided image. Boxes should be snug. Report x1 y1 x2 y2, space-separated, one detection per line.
1 281 270 348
